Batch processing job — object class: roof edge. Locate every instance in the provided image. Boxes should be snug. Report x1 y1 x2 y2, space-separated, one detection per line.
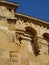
15 13 49 28
0 1 19 8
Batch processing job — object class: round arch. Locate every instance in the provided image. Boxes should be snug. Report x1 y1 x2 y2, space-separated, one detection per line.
25 26 40 56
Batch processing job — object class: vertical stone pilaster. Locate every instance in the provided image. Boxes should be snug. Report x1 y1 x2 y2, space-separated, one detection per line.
20 40 30 65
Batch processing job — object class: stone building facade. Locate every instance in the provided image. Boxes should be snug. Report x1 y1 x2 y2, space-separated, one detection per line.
0 1 49 65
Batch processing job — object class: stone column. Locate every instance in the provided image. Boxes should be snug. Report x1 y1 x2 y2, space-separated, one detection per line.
20 40 30 65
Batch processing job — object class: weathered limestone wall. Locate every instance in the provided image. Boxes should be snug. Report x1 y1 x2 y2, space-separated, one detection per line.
15 19 49 37
0 15 49 65
0 6 14 17
15 19 49 65
0 19 7 26
0 5 16 30
0 4 49 65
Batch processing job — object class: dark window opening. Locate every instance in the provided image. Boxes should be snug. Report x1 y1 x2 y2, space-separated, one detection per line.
43 33 49 54
25 26 40 56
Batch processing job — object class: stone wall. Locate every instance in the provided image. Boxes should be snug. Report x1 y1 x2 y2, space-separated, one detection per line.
15 19 49 65
0 6 14 17
0 4 49 65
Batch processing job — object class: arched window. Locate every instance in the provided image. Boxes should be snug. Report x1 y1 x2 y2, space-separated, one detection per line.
25 26 40 56
43 33 49 54
25 26 37 37
43 33 49 40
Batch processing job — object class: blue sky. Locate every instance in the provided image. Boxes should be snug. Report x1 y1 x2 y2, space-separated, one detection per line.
7 0 49 22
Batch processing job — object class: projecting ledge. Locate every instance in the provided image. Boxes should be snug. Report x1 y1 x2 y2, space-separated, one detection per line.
0 1 19 10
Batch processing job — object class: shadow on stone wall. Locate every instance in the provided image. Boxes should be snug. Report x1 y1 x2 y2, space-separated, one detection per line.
43 33 49 54
25 26 40 56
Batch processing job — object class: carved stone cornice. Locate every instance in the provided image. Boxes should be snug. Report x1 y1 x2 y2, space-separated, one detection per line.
15 13 49 28
0 1 19 11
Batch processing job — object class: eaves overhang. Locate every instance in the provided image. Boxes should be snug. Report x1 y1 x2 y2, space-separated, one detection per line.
15 13 49 29
0 1 19 10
